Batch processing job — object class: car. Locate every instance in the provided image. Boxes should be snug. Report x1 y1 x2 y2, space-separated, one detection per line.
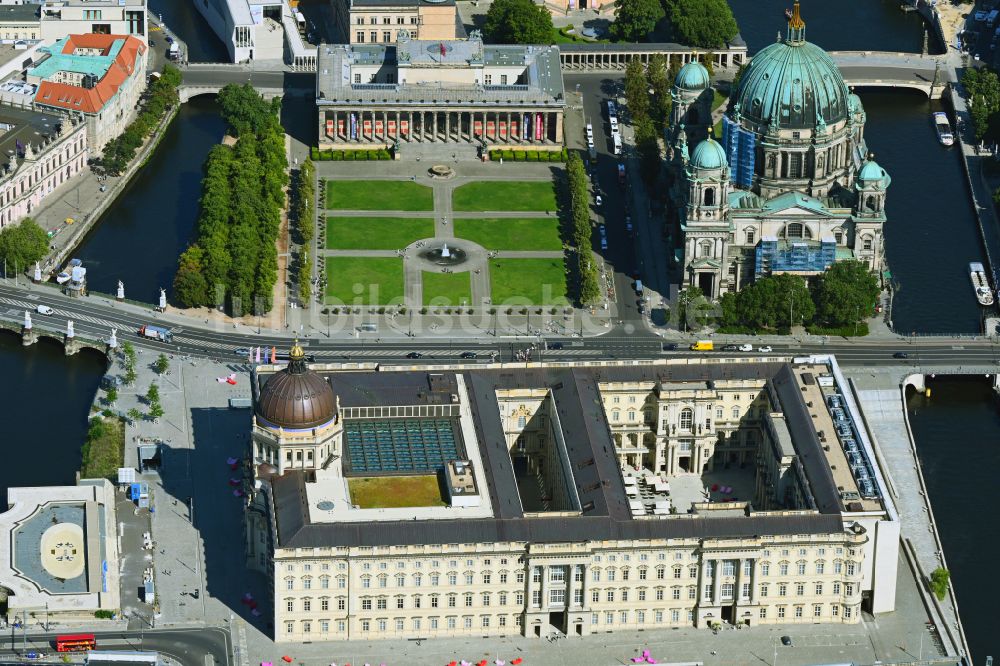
637 303 645 315
548 342 564 350
35 304 54 315
758 345 773 353
738 343 753 352
599 224 607 238
722 344 739 351
976 10 988 21
233 347 251 356
25 653 44 660
600 235 608 250
595 195 603 206
405 351 423 359
780 636 793 647
661 342 678 351
893 351 909 359
459 351 477 359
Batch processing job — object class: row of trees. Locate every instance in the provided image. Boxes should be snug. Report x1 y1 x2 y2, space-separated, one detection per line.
173 84 289 313
962 67 1000 143
0 217 48 273
481 0 736 47
565 153 602 305
716 260 880 333
96 65 182 175
293 160 316 306
624 58 672 186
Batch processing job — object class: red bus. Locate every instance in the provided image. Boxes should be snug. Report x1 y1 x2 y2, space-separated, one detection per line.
55 634 96 652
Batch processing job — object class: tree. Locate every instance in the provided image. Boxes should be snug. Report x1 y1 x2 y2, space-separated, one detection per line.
149 402 165 421
173 245 210 307
647 54 672 130
483 0 553 44
734 273 813 330
813 260 880 326
963 67 1000 142
0 218 49 272
105 386 118 405
217 84 282 138
126 408 142 424
610 0 663 42
665 0 738 49
929 568 950 601
732 62 747 89
146 383 160 405
624 58 650 121
154 354 170 375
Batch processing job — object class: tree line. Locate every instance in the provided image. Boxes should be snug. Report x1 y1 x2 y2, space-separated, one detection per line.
714 260 880 335
96 65 182 176
565 152 602 305
624 55 678 187
172 84 288 313
293 159 315 306
481 0 736 47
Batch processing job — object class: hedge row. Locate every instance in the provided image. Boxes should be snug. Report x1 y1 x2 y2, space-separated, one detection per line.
489 148 567 162
311 148 393 161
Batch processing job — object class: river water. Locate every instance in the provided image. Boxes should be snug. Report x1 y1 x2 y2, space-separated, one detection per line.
0 0 997 659
907 377 1000 663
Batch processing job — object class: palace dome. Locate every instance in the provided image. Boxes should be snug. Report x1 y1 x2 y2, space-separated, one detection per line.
674 61 710 92
733 6 849 130
255 342 336 430
690 137 728 171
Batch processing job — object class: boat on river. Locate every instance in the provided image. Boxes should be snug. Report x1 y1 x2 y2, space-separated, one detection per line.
933 112 954 146
969 262 994 306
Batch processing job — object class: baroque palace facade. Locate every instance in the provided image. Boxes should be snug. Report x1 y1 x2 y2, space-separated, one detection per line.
669 3 891 298
245 347 899 643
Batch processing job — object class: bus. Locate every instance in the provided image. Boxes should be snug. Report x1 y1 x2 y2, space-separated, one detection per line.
56 634 96 652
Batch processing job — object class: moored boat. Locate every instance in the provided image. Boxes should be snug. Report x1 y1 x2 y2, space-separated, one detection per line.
970 262 994 306
933 111 954 146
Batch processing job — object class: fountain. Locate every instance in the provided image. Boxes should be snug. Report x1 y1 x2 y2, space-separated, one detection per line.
420 241 467 266
429 164 455 179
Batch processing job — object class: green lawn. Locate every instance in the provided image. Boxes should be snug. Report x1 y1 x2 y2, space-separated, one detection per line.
81 416 124 480
326 216 433 250
325 179 433 211
452 181 557 212
325 257 404 305
490 258 568 305
453 217 562 251
423 271 473 306
348 475 445 508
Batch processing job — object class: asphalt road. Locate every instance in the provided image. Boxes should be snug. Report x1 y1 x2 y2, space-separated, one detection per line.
0 627 230 666
2 282 998 369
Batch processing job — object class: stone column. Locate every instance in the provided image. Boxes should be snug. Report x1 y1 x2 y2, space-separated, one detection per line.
445 112 451 141
540 565 549 614
712 559 722 609
555 112 564 146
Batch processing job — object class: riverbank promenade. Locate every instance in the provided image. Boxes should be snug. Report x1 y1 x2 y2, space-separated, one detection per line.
850 368 969 659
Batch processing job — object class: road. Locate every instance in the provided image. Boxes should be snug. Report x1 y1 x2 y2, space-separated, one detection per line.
0 628 230 666
2 282 999 369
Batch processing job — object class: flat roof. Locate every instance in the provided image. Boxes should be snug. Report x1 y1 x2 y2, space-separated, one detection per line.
265 360 867 549
0 105 62 164
0 4 40 22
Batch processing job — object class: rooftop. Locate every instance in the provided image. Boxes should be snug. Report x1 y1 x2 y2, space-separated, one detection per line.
0 3 40 22
30 33 145 115
0 105 63 165
263 358 892 549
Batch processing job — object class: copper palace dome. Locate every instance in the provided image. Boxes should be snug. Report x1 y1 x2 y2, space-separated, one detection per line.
255 342 336 429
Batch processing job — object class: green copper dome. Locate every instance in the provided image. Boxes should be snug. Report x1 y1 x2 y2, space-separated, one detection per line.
733 7 849 130
690 137 728 171
675 61 710 92
857 156 891 188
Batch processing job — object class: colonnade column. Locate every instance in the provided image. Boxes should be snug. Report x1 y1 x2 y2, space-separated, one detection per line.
445 112 450 141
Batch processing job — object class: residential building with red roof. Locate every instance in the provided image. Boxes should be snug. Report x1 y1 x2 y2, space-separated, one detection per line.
28 33 147 153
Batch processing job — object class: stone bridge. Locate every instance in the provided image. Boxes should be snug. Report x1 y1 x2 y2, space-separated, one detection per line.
0 312 110 357
828 51 946 99
177 65 299 103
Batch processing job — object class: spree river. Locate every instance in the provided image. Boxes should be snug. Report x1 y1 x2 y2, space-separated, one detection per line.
0 0 997 659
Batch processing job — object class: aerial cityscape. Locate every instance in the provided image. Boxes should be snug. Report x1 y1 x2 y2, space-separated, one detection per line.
0 0 996 665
